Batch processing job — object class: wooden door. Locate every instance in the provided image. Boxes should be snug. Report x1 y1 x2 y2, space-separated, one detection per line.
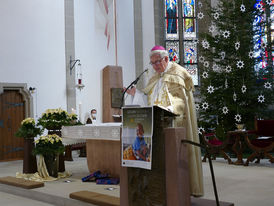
0 90 25 161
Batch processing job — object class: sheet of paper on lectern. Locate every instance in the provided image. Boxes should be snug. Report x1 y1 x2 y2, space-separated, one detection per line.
121 106 153 170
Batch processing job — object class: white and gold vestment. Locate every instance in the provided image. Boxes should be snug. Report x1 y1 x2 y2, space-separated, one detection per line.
133 62 204 196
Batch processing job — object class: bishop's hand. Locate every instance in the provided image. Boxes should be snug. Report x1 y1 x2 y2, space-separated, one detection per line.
124 86 136 96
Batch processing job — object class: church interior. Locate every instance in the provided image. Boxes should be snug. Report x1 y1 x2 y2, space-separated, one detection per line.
0 0 273 205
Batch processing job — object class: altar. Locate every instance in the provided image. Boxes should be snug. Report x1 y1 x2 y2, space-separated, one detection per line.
61 123 121 177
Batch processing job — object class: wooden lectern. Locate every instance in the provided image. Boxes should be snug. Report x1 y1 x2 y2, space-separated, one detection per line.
120 106 191 206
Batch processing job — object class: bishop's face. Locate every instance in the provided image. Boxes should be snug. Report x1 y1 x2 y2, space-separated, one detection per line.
150 54 169 74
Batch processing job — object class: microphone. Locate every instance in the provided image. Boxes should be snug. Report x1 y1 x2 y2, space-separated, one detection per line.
129 68 148 88
120 68 148 108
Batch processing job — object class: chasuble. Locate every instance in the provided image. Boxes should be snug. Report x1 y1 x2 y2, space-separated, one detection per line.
133 62 204 196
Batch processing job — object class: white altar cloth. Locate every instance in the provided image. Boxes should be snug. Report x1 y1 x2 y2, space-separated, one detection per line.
62 123 122 176
61 123 122 141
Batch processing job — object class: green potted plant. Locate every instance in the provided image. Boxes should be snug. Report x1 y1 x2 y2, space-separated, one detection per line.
15 118 43 174
33 134 65 178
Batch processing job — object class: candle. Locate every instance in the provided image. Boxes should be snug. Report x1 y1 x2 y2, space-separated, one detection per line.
79 102 82 123
78 79 82 85
71 108 76 114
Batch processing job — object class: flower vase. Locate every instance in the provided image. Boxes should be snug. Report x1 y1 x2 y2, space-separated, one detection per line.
44 154 59 178
47 129 65 172
23 138 37 173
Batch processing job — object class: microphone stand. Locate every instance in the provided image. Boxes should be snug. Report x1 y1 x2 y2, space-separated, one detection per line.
120 69 148 108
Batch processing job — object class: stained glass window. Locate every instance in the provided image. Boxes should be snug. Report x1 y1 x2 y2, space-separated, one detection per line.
165 0 178 18
164 0 198 85
165 0 179 40
182 0 198 84
253 0 274 74
184 41 197 63
165 18 179 40
184 64 198 85
183 18 196 38
166 41 180 63
182 0 195 17
270 2 274 66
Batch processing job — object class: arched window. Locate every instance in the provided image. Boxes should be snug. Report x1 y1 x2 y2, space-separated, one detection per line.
164 0 198 85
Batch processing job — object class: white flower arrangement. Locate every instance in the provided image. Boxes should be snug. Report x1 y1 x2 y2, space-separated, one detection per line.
15 117 43 139
35 134 62 145
21 117 35 125
33 134 64 156
38 108 78 130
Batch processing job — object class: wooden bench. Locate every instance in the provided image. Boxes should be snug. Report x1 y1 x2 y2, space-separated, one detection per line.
64 142 86 161
69 190 234 206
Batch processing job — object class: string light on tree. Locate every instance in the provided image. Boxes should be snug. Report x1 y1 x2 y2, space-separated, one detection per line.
199 56 205 63
202 39 210 49
222 106 229 114
235 114 242 122
240 4 246 12
202 71 209 79
213 12 220 20
258 94 265 103
264 82 272 89
225 65 232 73
203 61 209 68
248 51 254 58
235 41 240 50
202 102 209 110
222 30 231 38
241 85 247 93
207 85 215 93
197 12 204 19
236 60 244 69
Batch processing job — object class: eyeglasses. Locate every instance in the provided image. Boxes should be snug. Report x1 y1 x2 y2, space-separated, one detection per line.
149 57 164 66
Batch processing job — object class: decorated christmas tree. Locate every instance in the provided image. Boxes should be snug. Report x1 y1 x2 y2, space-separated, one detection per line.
197 0 273 137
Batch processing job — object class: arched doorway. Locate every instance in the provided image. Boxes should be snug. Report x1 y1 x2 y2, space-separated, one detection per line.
0 83 33 161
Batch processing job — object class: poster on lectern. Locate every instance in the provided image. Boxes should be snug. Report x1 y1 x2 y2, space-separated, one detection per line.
121 106 153 170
